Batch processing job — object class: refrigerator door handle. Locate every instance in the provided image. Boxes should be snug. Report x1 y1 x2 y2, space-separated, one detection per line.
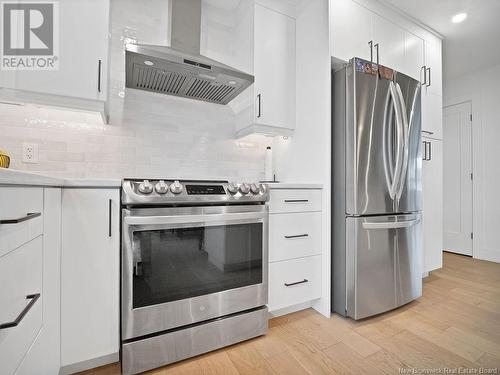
394 82 410 200
362 218 420 230
389 81 404 200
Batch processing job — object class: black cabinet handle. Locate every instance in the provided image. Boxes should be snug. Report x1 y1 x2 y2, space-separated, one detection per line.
422 130 434 135
421 65 427 86
108 199 112 237
98 59 102 93
428 141 432 161
426 67 431 87
257 94 262 118
374 43 380 65
0 294 40 330
284 199 308 203
284 234 309 239
0 212 41 224
284 279 308 287
422 141 427 161
368 41 373 62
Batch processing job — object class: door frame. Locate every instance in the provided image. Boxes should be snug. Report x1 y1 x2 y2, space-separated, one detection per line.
443 100 474 257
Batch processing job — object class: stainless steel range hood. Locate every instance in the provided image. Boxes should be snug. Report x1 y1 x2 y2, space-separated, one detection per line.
125 0 254 105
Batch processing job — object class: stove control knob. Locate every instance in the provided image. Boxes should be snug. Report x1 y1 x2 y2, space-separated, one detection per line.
155 180 169 194
239 183 250 195
170 180 183 194
250 183 260 194
138 180 153 194
259 184 268 194
227 182 238 194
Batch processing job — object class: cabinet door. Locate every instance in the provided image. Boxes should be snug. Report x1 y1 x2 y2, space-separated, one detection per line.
4 0 109 101
404 31 424 81
17 188 62 375
330 0 373 62
61 189 120 369
372 15 405 71
254 4 295 130
422 92 443 140
422 138 443 273
424 35 442 97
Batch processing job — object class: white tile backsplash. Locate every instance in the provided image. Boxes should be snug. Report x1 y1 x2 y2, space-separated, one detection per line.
0 0 269 181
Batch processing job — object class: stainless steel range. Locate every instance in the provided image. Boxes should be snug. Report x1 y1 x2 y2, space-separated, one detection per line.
121 179 269 374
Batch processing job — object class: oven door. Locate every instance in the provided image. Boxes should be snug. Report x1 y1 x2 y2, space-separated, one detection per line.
122 205 268 340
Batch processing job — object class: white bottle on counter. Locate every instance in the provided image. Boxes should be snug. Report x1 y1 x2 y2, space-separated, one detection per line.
265 146 273 181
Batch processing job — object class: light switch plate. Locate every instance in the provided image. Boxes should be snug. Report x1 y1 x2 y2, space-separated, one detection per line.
22 142 39 163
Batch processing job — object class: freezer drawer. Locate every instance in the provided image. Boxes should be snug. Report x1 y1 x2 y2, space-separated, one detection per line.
346 214 422 319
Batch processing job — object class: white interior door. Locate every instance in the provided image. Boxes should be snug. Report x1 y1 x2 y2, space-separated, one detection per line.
443 102 473 256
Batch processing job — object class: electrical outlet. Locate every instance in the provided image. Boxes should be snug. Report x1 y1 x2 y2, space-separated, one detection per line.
22 143 39 164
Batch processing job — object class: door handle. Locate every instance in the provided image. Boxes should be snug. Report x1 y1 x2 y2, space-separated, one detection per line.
426 67 431 87
362 218 420 230
256 94 262 118
108 199 112 237
421 65 427 86
374 43 380 65
284 199 309 203
0 212 41 224
97 59 102 93
0 294 40 329
284 279 308 287
284 234 309 239
368 41 373 62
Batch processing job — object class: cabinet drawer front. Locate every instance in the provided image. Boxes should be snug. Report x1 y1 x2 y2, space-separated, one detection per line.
270 212 322 262
0 187 43 257
268 255 322 311
0 237 43 375
269 189 322 213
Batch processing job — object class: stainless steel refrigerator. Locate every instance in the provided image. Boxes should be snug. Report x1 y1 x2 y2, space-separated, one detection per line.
332 58 422 320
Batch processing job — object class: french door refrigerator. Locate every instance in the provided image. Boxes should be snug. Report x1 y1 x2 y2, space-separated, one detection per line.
332 58 422 320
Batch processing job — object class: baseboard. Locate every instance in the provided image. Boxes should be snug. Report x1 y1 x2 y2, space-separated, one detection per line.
474 248 500 264
268 301 315 318
59 352 119 375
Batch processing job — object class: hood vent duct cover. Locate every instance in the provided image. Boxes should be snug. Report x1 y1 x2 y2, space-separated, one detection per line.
125 0 254 105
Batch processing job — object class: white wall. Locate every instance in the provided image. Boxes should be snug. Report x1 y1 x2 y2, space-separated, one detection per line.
0 0 268 181
444 63 500 263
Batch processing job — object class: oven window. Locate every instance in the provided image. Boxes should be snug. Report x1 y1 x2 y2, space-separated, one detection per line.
132 223 263 308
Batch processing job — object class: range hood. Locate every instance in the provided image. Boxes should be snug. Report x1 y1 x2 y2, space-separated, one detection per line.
125 0 254 105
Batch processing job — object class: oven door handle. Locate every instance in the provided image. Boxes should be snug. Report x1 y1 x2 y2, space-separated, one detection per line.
124 211 267 226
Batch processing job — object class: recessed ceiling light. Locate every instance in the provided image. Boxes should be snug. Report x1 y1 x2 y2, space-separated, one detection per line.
452 13 467 24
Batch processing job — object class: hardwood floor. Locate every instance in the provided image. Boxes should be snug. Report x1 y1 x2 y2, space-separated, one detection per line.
80 252 500 374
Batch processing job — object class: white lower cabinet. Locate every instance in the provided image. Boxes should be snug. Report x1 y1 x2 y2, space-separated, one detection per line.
61 188 120 373
0 187 61 375
269 255 322 311
267 187 322 314
422 138 443 273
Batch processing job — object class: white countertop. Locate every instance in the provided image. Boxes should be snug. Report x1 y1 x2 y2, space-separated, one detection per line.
265 182 323 189
0 168 121 188
0 169 322 189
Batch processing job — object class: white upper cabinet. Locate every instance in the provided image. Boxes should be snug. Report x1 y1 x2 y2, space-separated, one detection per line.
423 35 443 97
330 0 427 81
253 3 296 134
372 16 405 72
330 0 373 62
0 0 110 120
404 31 425 82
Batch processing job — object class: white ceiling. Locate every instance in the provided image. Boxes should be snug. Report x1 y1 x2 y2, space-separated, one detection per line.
382 0 500 80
